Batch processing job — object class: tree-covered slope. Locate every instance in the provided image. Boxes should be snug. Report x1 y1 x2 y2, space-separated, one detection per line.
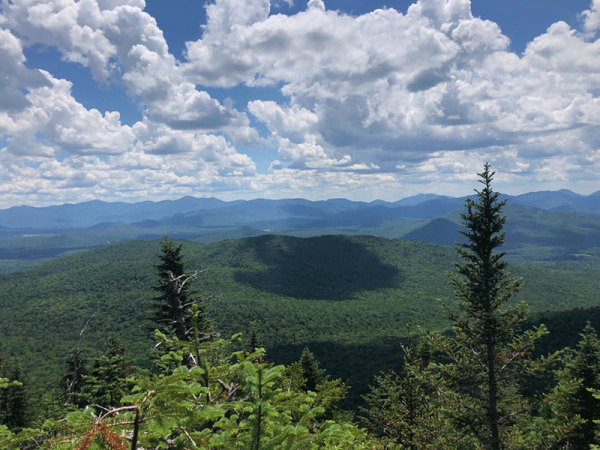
432 203 600 261
0 241 158 387
1 235 599 402
2 195 600 272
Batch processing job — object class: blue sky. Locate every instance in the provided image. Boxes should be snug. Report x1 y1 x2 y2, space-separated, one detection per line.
1 0 599 207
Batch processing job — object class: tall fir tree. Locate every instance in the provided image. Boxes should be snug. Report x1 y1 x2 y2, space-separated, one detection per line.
61 349 88 408
152 236 190 340
152 237 212 368
247 329 260 355
435 163 550 449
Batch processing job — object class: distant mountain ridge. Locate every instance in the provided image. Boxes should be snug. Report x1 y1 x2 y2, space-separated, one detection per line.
1 190 598 231
0 196 236 229
0 190 599 267
510 189 600 214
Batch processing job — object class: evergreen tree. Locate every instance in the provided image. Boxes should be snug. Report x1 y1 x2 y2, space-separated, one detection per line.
81 336 135 410
549 322 600 449
44 332 380 450
435 163 549 449
61 349 88 408
0 361 28 431
300 347 326 393
152 237 212 367
0 343 29 431
245 329 264 364
62 312 95 407
152 236 191 340
247 329 260 355
362 334 446 449
294 347 350 422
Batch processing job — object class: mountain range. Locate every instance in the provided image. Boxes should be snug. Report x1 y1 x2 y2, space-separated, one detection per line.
0 189 599 268
1 189 599 230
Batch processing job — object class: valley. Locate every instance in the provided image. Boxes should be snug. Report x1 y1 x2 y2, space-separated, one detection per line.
1 233 599 407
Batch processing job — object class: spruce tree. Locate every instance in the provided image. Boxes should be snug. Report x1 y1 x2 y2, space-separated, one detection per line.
152 237 212 366
247 329 260 355
550 322 600 449
152 236 190 341
61 349 88 408
82 336 135 410
362 338 446 448
436 163 548 449
0 344 29 431
0 361 28 431
300 347 326 393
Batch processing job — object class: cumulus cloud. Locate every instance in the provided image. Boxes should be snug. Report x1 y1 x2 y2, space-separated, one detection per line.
0 28 50 117
0 0 169 86
0 0 267 206
3 70 136 157
582 0 600 33
2 0 600 205
184 0 516 163
184 3 461 90
0 0 261 142
248 100 318 144
0 28 136 158
183 0 600 184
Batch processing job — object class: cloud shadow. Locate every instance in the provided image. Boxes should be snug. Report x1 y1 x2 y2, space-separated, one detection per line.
233 235 402 300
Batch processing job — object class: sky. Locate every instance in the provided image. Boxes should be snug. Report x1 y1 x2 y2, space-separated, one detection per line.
1 0 600 207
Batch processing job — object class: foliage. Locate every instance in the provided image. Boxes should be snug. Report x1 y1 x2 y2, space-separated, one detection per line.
1 234 600 411
361 331 456 449
0 343 30 433
38 330 378 450
61 348 88 409
152 236 214 371
0 363 28 432
545 322 600 449
300 348 326 393
426 164 565 448
153 237 204 338
290 348 349 422
80 336 136 411
4 172 600 447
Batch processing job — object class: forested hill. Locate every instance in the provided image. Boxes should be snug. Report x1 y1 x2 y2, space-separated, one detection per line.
1 234 599 405
1 191 600 274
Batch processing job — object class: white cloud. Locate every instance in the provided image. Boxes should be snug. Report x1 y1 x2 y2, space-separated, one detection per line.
184 3 461 90
5 70 136 157
0 26 137 158
278 136 352 169
145 83 237 130
203 0 270 35
182 0 600 185
248 100 318 142
183 0 512 163
0 27 50 119
0 0 265 205
407 0 472 29
2 0 600 206
582 0 600 33
0 0 261 143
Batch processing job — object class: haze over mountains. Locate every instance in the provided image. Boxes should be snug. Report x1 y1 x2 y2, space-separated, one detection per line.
0 189 599 267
